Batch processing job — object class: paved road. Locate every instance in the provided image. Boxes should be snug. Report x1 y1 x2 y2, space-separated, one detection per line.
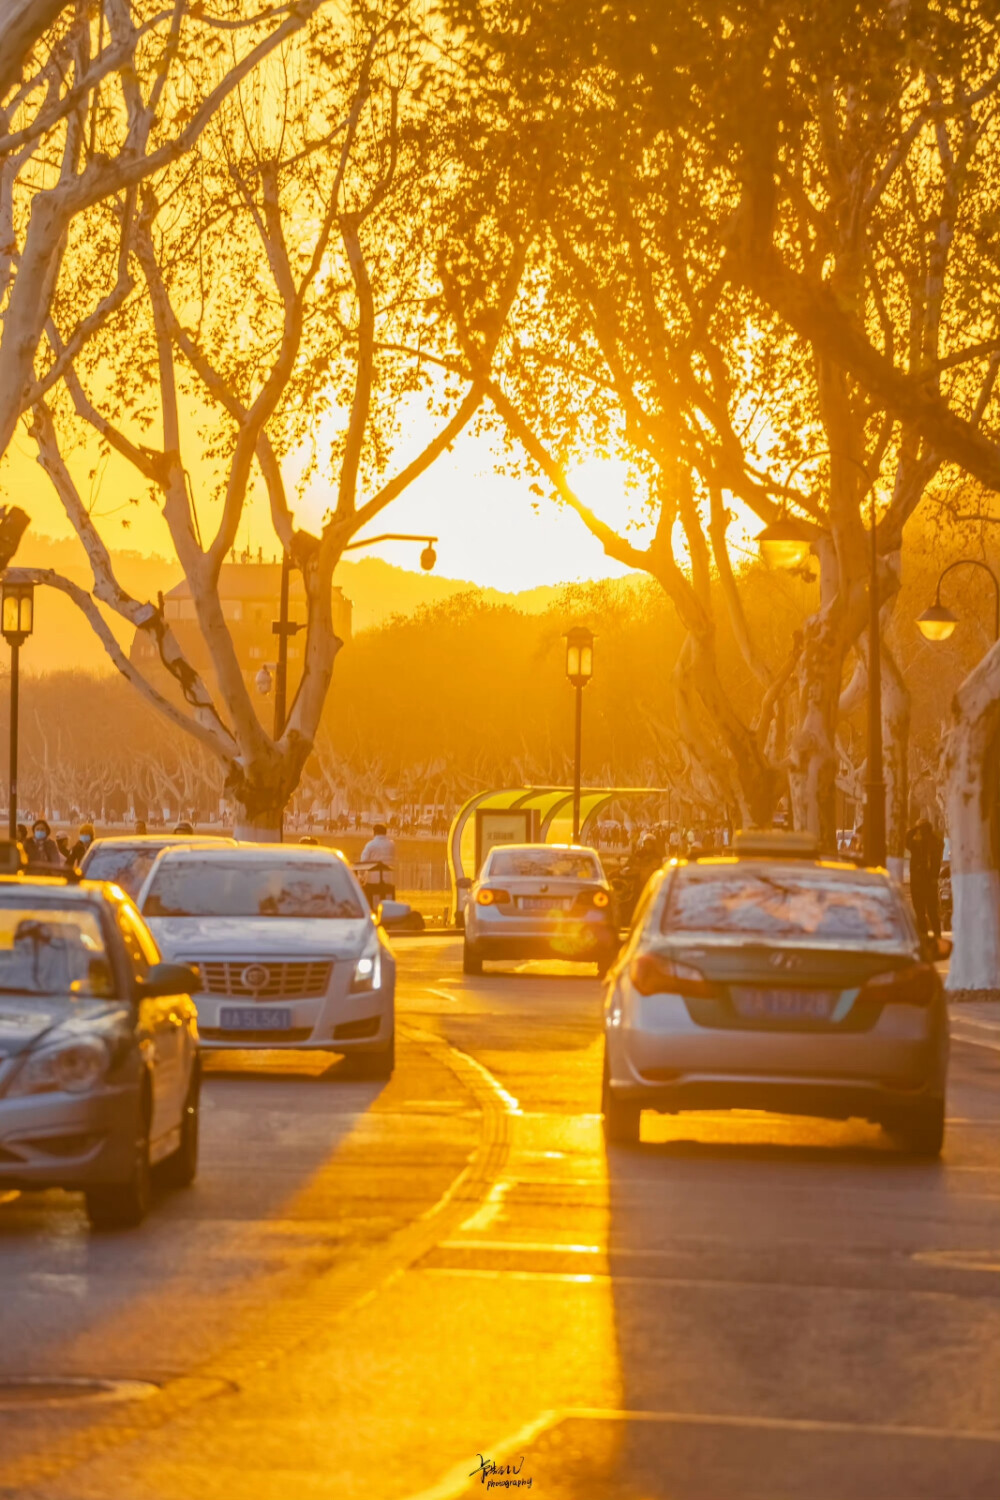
0 937 997 1499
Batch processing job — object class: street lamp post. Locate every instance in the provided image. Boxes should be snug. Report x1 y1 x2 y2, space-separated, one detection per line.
1 579 34 842
917 559 1000 646
271 549 304 741
564 626 594 843
864 496 887 868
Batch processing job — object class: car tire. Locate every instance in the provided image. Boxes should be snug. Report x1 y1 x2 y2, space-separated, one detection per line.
601 1050 641 1145
162 1062 200 1189
85 1121 152 1230
347 1033 395 1080
463 942 483 976
897 1098 945 1158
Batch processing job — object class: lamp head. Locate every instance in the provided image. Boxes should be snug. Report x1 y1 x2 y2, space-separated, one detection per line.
916 602 958 642
1 577 34 643
565 625 595 685
419 543 437 572
756 518 811 570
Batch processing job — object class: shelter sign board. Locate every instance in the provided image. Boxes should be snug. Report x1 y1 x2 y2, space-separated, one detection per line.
475 809 536 874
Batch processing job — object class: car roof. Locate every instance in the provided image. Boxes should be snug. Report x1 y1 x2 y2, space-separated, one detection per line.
487 843 597 856
86 835 235 849
675 854 892 882
148 842 348 864
0 873 121 902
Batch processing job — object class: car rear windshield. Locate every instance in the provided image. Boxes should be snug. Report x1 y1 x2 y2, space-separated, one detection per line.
83 845 161 899
0 902 114 997
142 859 365 919
488 849 601 880
661 863 910 944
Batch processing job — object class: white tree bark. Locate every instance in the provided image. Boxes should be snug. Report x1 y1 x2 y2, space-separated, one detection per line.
942 640 1000 997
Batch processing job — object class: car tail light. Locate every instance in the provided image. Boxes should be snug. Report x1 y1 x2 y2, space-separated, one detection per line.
476 887 510 906
861 964 939 1006
630 952 715 999
592 890 610 908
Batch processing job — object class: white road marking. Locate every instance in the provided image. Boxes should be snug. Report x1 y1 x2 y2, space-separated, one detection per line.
402 1404 1000 1500
420 1266 995 1299
439 1239 601 1254
952 1027 1000 1053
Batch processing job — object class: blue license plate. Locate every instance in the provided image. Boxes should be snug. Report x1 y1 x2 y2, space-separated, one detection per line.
219 1006 291 1030
732 988 836 1020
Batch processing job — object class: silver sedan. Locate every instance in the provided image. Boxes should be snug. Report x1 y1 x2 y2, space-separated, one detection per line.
463 843 618 976
603 840 950 1154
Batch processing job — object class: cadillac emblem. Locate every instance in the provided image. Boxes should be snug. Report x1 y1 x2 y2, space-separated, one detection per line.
241 963 271 991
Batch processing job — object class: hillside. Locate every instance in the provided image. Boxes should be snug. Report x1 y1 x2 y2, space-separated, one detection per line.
7 535 629 674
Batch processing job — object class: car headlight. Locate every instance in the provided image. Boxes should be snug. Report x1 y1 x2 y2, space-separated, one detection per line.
350 947 382 995
7 1037 112 1099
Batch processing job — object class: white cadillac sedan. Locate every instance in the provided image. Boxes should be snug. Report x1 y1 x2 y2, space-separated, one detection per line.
137 845 398 1077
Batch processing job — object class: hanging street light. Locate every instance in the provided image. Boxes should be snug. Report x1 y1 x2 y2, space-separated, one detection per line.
1 577 35 842
565 625 595 843
917 559 999 645
756 517 811 571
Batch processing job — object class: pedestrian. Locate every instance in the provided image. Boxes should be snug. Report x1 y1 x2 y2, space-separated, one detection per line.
299 835 319 846
135 819 147 836
56 834 71 862
27 818 61 868
67 822 96 869
16 823 27 845
906 813 945 940
360 822 396 902
174 820 194 835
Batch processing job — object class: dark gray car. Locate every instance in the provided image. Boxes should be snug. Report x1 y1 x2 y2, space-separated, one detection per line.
0 875 200 1227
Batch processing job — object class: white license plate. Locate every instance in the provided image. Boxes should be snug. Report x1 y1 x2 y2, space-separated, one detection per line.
732 988 837 1020
219 1006 291 1030
519 897 566 911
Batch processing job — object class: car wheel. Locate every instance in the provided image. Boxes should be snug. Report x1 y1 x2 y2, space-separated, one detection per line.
347 1033 395 1080
601 1049 640 1145
896 1098 945 1158
85 1123 152 1230
463 942 483 976
162 1062 200 1189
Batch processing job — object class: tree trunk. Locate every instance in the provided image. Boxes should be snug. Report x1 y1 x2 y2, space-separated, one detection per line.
788 609 842 848
941 640 1000 998
233 808 283 843
881 642 910 881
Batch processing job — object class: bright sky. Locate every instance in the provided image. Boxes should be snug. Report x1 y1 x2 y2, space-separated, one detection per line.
0 404 645 595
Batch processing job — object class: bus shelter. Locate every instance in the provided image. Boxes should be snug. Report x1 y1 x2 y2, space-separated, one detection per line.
446 786 672 923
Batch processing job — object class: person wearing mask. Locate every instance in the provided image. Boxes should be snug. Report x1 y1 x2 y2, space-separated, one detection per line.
906 813 945 940
67 822 95 869
27 819 61 868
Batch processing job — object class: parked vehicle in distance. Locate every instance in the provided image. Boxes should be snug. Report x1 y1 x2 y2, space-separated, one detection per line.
80 835 236 899
463 843 618 977
602 831 950 1155
0 874 200 1227
138 844 401 1076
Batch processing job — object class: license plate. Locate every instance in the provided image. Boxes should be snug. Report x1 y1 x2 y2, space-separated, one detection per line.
519 897 566 911
219 1006 291 1030
732 988 837 1021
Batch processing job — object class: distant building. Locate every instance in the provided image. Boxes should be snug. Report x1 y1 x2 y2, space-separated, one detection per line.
129 561 352 697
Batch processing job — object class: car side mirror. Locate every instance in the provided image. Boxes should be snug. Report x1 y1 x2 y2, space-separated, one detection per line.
376 899 413 929
138 961 200 998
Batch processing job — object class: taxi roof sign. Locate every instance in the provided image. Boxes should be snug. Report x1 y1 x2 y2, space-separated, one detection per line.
732 830 821 859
